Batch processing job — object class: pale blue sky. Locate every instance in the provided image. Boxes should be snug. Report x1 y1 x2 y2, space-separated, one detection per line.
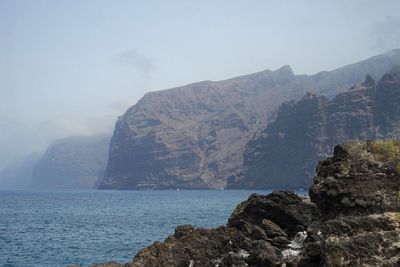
1 0 400 168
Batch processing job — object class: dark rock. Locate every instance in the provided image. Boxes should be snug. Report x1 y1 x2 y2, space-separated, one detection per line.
130 226 251 267
227 191 320 237
297 241 322 266
310 141 400 217
246 240 281 266
262 219 287 238
91 262 129 267
316 214 400 266
333 144 349 159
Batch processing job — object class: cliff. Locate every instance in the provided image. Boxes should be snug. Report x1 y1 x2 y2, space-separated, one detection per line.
100 50 400 190
229 67 400 189
93 140 400 266
32 135 110 189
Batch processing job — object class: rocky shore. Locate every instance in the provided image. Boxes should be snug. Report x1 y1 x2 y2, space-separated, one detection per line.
93 141 400 267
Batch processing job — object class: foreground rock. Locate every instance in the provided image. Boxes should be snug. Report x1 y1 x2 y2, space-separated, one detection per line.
129 191 321 267
310 141 400 217
94 141 400 266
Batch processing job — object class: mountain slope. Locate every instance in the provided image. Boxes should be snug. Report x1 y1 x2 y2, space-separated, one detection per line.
229 68 400 189
100 50 400 189
32 135 110 189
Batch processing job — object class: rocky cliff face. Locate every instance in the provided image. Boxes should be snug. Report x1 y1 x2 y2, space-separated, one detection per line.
230 67 400 189
32 135 110 189
101 50 400 190
93 141 400 267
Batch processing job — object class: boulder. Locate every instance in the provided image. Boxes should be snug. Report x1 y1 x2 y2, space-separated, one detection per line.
228 191 320 237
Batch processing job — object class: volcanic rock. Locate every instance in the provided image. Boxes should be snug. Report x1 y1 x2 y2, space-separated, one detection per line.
310 141 400 217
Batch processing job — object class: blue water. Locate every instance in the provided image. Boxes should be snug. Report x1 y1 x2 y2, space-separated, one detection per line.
0 189 281 267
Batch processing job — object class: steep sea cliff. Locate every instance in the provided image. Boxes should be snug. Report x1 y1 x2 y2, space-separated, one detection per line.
100 50 400 190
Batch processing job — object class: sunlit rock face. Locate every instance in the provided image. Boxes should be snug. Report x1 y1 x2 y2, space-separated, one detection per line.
32 135 110 189
231 67 400 189
101 50 400 190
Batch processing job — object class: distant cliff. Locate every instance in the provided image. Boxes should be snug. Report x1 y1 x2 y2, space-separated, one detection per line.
229 68 400 189
100 49 400 189
32 135 110 189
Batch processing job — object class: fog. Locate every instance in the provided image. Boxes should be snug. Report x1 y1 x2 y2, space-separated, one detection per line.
1 0 400 170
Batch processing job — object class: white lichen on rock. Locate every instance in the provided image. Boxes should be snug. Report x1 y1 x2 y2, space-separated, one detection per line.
281 231 307 260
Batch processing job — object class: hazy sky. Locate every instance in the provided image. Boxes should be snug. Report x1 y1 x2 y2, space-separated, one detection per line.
1 0 400 169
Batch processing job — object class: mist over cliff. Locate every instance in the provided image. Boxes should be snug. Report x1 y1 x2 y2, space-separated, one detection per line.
31 135 110 189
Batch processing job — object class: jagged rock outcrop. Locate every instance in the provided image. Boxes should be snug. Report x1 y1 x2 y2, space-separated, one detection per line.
310 141 400 217
101 50 400 190
307 141 400 266
93 141 400 267
32 135 110 189
230 67 400 189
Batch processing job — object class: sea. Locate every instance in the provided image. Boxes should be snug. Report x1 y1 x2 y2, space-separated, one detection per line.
0 189 305 267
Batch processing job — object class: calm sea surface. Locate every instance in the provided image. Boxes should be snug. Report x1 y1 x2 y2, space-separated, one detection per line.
0 189 305 267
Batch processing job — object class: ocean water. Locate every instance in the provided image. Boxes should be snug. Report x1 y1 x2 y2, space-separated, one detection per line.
0 189 289 267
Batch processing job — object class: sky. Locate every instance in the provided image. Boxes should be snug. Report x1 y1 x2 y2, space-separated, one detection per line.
1 0 400 169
